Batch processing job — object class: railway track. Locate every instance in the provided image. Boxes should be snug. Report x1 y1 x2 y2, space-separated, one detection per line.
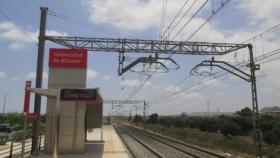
115 124 226 158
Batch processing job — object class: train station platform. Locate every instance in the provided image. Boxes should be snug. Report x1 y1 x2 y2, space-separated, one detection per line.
29 125 130 158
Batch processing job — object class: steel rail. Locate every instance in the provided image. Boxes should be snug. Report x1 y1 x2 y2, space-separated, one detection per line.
125 124 226 158
115 125 165 158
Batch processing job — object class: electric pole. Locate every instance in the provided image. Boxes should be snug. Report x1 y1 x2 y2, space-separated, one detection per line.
1 94 7 121
206 99 210 116
2 94 6 116
143 101 146 130
32 7 48 154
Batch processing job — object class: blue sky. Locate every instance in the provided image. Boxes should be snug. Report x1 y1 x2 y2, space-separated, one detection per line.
0 0 280 116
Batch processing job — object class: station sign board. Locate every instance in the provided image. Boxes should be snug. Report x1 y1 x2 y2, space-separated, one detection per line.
27 113 38 121
60 89 97 101
49 48 88 68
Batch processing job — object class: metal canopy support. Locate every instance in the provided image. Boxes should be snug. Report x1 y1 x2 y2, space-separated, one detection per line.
248 45 262 158
104 100 145 105
191 58 253 82
45 36 247 55
119 56 180 75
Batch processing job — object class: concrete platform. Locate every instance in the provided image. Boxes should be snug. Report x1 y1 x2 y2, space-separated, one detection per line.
29 125 130 158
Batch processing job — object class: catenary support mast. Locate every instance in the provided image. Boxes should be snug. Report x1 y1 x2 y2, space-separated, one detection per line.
31 7 48 154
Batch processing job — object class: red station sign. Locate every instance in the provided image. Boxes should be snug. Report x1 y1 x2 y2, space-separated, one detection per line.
49 48 88 68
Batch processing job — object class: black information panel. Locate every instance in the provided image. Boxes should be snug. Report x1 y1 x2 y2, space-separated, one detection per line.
60 89 97 101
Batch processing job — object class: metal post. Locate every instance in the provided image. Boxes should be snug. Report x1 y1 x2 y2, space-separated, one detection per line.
39 135 41 150
143 101 146 130
53 89 61 158
22 112 27 158
248 44 261 158
2 94 6 116
9 134 13 158
32 7 48 154
101 101 103 141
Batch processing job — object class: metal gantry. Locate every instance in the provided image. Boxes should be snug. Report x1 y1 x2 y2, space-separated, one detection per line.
45 36 248 55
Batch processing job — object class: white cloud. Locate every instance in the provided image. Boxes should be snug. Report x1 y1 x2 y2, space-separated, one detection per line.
103 75 111 80
87 69 98 79
145 81 152 87
0 71 7 79
11 78 18 82
84 0 197 31
26 71 48 80
120 79 140 87
164 85 181 92
237 0 280 27
0 21 68 49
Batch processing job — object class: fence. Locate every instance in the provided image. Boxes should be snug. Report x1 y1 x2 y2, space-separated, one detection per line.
0 134 44 158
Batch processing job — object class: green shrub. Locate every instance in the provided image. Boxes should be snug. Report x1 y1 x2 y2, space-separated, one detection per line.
12 131 23 142
198 117 219 133
0 134 9 145
12 130 32 142
231 116 253 133
172 118 185 128
159 117 172 127
263 128 280 145
219 119 242 137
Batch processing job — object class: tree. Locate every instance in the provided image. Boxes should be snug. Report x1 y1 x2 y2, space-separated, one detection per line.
236 107 253 117
147 113 158 124
180 112 188 118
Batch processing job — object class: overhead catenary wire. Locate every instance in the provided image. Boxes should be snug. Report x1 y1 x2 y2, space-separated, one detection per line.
162 0 199 40
166 70 280 110
127 0 228 100
150 47 280 105
171 0 209 40
159 0 168 40
185 0 231 41
0 9 38 44
128 0 207 98
157 22 280 102
47 9 126 38
161 0 191 40
141 0 231 100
